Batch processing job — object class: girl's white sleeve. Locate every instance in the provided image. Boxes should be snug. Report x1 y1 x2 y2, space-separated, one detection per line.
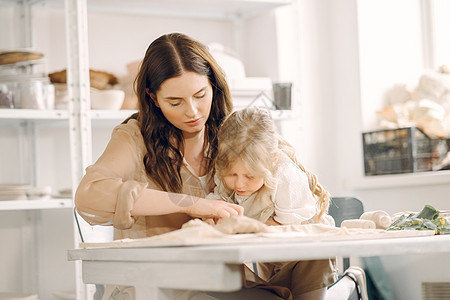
272 161 316 225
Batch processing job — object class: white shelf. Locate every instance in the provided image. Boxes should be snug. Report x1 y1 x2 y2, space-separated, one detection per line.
0 109 68 120
347 170 450 190
41 0 292 20
0 198 73 211
89 109 136 120
0 109 137 122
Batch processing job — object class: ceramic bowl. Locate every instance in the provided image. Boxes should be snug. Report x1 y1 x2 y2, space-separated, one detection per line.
90 88 125 110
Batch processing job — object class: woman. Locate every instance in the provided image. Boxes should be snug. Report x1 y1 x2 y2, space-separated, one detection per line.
75 33 285 299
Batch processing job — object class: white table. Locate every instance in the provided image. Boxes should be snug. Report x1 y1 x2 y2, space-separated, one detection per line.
68 233 450 299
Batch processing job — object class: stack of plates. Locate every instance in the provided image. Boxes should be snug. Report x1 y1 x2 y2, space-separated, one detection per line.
26 186 52 200
53 290 76 300
0 293 38 300
0 184 31 201
57 188 72 198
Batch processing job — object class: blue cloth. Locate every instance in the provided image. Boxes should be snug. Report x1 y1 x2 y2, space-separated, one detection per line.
363 256 395 300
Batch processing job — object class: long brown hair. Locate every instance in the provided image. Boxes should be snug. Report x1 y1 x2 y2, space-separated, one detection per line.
132 33 232 192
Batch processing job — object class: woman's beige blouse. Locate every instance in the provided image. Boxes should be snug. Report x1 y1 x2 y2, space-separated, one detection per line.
75 119 213 240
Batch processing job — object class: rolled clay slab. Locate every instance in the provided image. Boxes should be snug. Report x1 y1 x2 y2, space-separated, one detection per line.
360 211 392 229
341 219 376 229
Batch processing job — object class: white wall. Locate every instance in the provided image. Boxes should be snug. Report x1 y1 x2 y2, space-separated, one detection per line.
295 0 339 191
300 1 450 299
357 0 424 130
31 7 234 77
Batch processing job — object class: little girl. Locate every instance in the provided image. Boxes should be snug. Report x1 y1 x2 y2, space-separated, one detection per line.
210 107 336 300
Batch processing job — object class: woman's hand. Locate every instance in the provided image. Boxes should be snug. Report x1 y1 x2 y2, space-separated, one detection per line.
184 198 244 219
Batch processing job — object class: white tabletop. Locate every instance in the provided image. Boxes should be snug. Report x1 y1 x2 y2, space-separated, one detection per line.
69 233 450 263
68 233 450 299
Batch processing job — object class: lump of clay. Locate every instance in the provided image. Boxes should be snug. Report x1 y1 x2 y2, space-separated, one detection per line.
214 215 270 234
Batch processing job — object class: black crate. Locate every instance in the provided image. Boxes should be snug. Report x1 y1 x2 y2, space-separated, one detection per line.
430 137 450 170
362 127 435 175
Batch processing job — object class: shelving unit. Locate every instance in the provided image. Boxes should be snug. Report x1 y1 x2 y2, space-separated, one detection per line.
1 0 294 299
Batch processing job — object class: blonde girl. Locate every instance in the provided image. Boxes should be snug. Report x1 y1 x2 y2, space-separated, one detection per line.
212 107 337 300
214 107 331 225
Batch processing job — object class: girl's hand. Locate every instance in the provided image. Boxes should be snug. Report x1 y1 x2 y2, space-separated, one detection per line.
184 198 244 219
202 218 216 225
265 217 281 226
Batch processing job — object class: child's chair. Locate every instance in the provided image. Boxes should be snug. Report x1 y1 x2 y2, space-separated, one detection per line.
326 197 368 300
328 197 364 270
327 197 396 300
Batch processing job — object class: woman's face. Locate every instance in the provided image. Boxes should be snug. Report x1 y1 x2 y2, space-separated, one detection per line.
152 71 213 137
223 158 265 197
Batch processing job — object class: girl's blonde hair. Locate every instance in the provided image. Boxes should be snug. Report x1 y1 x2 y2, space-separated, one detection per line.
215 107 330 219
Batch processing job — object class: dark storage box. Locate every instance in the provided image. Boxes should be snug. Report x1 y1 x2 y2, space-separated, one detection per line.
362 127 439 176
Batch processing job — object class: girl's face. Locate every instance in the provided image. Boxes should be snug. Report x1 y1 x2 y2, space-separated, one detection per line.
152 71 213 137
223 158 264 196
